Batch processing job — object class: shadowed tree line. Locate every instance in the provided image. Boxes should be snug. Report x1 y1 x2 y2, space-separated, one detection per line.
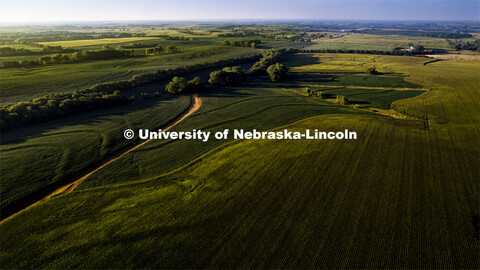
164 49 290 99
0 55 261 131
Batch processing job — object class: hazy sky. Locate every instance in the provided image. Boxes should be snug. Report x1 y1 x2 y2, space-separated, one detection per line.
0 0 478 23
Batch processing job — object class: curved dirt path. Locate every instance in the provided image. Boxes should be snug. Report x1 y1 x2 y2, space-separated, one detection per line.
4 94 202 220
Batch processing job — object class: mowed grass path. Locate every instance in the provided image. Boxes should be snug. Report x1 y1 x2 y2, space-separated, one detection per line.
1 54 478 268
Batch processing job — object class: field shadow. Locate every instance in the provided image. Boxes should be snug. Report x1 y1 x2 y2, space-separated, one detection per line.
0 95 181 146
284 53 320 67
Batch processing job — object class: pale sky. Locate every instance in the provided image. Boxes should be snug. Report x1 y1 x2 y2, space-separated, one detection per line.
0 0 478 23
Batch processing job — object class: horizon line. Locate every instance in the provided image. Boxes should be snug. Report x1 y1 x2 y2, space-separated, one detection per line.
1 18 479 25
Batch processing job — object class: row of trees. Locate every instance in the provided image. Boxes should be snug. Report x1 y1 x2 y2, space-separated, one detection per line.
165 49 290 96
285 33 327 42
1 46 135 68
145 45 179 55
1 31 147 44
248 49 284 75
0 47 36 57
222 40 262 48
1 54 261 131
208 49 289 84
1 90 129 131
448 39 480 51
0 45 76 57
2 44 183 68
217 32 257 38
41 45 77 54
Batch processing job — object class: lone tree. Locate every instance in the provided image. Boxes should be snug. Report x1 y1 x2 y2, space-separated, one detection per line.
266 63 289 82
366 66 380 75
165 46 179 53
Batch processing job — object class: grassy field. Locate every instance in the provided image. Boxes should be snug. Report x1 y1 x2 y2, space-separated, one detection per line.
0 44 43 51
38 37 162 47
305 42 392 51
309 33 452 50
1 27 479 268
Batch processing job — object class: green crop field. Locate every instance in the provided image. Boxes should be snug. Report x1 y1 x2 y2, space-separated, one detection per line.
305 42 392 51
38 37 162 47
0 22 479 269
308 33 453 50
0 96 191 209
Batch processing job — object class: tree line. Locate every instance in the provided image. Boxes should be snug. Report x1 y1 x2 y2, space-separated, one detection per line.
222 40 262 48
148 35 195 41
0 31 147 44
448 39 480 51
294 48 436 55
145 45 179 55
166 49 290 92
0 45 76 57
1 54 261 131
1 44 184 68
1 45 134 68
248 49 284 75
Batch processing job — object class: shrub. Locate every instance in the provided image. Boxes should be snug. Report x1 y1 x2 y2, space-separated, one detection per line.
366 66 380 75
166 46 179 53
336 95 350 105
314 91 327 99
302 88 313 96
